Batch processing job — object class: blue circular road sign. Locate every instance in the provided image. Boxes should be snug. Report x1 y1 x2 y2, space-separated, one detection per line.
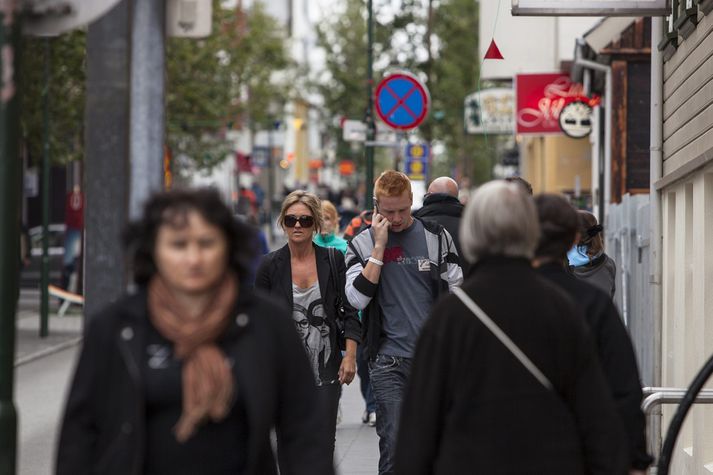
374 72 430 130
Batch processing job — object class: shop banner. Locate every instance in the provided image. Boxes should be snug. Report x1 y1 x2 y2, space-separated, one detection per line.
515 73 584 135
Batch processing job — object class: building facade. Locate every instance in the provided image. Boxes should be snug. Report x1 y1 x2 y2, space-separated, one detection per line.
657 2 713 471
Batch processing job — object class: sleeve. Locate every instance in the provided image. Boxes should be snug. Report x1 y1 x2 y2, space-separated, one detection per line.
337 251 361 343
56 317 104 474
254 254 272 292
564 313 629 475
441 229 463 292
273 304 336 475
595 299 652 470
344 240 376 310
394 312 450 475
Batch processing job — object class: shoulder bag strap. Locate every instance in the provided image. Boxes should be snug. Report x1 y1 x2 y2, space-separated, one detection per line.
452 287 554 391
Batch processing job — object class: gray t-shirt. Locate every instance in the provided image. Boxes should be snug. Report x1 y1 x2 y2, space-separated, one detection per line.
292 281 336 385
378 219 433 357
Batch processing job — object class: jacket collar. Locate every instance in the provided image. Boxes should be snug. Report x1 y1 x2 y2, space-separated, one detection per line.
273 243 331 305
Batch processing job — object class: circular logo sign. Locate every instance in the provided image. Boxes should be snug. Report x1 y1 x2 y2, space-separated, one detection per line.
559 100 593 139
375 71 430 130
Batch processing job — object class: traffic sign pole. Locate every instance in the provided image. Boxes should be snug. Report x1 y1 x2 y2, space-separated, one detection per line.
0 3 22 472
365 0 375 208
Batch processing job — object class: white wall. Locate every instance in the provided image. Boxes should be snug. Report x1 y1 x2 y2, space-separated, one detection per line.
479 0 599 79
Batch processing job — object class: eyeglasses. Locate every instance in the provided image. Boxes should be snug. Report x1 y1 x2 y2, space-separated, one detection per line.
284 215 314 228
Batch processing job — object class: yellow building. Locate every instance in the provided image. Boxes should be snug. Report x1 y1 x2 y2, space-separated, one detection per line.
520 135 592 197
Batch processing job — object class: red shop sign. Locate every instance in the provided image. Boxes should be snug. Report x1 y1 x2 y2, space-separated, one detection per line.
515 73 585 135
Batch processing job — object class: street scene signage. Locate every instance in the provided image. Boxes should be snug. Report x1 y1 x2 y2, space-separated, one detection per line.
515 73 585 135
559 100 593 139
375 72 430 131
512 0 670 16
464 88 515 134
404 143 429 180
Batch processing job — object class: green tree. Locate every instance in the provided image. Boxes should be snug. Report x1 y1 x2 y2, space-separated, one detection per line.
20 31 86 166
166 0 291 171
315 0 493 183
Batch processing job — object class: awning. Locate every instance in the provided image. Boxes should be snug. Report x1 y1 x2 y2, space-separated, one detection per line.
583 17 638 53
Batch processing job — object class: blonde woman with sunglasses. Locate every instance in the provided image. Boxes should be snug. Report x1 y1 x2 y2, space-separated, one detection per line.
255 190 361 465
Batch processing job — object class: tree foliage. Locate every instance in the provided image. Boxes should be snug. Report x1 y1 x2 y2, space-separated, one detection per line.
166 0 291 170
315 0 492 183
19 1 290 173
20 31 86 166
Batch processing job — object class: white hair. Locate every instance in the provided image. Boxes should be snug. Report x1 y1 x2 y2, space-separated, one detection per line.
460 180 540 263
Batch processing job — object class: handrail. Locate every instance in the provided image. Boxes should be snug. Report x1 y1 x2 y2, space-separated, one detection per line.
640 386 713 472
642 389 713 414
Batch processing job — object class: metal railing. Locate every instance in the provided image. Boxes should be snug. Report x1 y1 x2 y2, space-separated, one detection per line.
641 386 713 472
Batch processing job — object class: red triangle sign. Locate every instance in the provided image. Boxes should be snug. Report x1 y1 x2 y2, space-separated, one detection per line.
484 39 504 60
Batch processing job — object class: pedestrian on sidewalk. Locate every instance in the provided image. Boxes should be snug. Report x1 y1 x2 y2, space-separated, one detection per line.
533 193 651 474
255 190 361 463
343 206 377 427
413 176 468 274
394 180 627 475
314 200 348 254
57 188 333 475
568 210 617 299
345 170 463 475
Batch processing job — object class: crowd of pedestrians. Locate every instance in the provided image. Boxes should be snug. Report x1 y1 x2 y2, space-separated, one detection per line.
56 172 651 475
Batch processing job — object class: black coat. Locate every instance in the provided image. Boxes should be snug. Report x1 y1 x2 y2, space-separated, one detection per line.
394 257 628 475
255 243 361 362
413 194 467 272
537 262 651 470
56 287 334 475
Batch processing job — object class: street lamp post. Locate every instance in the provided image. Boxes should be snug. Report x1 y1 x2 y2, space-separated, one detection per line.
0 3 22 472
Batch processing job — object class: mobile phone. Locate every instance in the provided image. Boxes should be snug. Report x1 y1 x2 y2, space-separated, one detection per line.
372 198 379 214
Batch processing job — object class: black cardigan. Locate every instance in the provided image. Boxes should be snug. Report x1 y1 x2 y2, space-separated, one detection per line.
395 256 628 475
254 243 361 358
537 262 651 470
56 287 334 475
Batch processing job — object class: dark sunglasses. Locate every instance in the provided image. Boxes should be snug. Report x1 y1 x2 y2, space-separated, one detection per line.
284 215 314 228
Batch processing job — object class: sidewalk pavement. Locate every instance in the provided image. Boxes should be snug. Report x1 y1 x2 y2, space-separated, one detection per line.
14 304 83 367
335 375 379 474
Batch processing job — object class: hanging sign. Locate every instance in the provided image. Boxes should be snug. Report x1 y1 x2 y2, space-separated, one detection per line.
515 73 585 135
559 101 594 139
512 0 669 16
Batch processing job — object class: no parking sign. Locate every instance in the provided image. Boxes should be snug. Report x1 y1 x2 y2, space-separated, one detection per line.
375 71 430 131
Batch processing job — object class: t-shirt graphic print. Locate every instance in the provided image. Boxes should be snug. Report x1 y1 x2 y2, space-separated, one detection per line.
292 281 333 384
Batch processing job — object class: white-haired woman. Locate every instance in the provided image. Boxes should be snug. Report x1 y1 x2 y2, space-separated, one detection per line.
394 180 628 475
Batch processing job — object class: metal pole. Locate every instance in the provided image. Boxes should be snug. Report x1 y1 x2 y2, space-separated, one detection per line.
365 0 375 208
649 15 665 459
267 121 275 242
84 0 131 318
39 39 50 338
129 0 166 220
0 2 22 471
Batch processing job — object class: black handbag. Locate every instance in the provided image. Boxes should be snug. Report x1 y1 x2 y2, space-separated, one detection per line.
327 247 347 351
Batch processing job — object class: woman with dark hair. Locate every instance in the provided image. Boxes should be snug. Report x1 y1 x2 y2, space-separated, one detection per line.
568 210 617 298
255 190 360 461
56 188 333 475
533 194 651 474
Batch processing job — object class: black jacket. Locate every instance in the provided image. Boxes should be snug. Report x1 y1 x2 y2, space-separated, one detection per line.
413 194 467 272
56 287 334 475
395 257 628 475
537 262 651 470
254 243 361 377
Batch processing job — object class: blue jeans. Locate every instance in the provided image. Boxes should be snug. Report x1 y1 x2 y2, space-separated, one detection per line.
368 354 412 475
357 345 376 413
